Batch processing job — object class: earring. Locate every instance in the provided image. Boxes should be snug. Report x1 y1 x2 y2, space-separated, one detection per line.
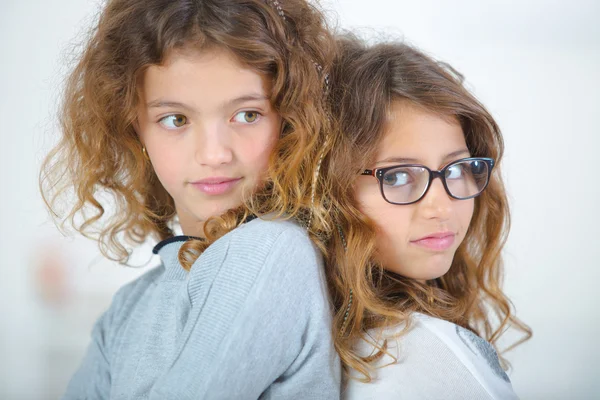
142 146 150 161
427 287 435 306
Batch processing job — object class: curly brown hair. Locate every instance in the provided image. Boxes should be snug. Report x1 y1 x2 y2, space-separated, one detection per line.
40 0 336 266
325 35 532 380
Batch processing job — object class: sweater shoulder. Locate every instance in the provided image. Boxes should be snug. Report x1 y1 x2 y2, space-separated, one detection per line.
232 217 312 246
215 217 319 272
231 217 322 276
112 265 164 302
101 265 164 325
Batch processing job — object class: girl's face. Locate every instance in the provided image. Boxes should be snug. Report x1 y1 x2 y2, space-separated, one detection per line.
354 101 475 281
137 48 281 236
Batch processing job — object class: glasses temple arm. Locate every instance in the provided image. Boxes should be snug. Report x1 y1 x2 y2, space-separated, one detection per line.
361 169 374 176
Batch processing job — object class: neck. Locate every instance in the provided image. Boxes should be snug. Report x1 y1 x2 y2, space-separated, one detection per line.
180 221 206 238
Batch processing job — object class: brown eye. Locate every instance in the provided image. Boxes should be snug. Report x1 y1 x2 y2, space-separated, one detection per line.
173 114 187 127
244 111 258 123
159 114 187 129
232 111 261 124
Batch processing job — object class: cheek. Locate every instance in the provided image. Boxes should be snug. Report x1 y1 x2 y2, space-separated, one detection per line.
238 122 279 176
152 152 182 186
136 116 183 188
371 208 411 266
355 182 411 261
145 138 187 188
456 199 475 238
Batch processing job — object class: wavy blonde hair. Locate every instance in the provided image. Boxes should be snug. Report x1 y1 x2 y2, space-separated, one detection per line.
325 36 532 380
40 0 336 266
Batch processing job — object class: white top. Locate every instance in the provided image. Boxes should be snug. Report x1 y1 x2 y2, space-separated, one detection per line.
343 313 518 400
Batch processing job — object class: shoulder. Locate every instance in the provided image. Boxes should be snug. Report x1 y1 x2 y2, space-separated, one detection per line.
112 264 163 302
86 264 164 355
344 315 517 400
220 217 321 274
231 217 313 248
414 314 505 373
198 217 315 265
184 218 311 282
221 218 332 330
413 315 514 394
103 265 164 323
189 217 324 302
414 315 509 378
223 218 328 311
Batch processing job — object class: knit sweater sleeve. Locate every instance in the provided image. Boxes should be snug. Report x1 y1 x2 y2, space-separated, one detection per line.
149 219 341 400
61 308 112 400
61 266 164 400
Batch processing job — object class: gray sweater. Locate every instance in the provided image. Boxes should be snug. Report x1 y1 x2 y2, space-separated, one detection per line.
63 218 341 399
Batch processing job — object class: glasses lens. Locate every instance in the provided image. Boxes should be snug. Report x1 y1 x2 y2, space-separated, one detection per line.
381 166 429 204
445 159 489 199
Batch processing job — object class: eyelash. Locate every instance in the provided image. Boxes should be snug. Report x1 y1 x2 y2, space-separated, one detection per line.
157 109 264 131
158 114 187 129
231 110 263 124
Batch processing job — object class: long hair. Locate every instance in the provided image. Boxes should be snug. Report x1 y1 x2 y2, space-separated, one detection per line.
40 0 335 266
325 36 532 380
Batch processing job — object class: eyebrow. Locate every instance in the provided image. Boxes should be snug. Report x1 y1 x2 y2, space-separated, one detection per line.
223 94 269 109
146 100 194 111
375 148 471 166
146 94 269 112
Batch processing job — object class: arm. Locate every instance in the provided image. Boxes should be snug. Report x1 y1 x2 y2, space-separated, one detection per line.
61 267 161 400
150 220 341 400
61 309 112 400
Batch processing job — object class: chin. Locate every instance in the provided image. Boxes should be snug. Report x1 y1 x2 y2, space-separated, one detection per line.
421 263 453 281
197 197 242 217
389 257 453 282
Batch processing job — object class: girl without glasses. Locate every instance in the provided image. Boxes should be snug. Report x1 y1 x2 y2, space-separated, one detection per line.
40 0 341 398
325 36 531 399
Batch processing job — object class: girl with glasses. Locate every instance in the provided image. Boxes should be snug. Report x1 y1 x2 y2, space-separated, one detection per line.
41 0 341 398
325 36 531 399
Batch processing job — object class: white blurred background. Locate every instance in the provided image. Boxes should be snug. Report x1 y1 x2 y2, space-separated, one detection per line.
1 0 598 399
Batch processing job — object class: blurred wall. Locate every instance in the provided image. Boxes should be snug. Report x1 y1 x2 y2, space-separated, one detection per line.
1 0 598 399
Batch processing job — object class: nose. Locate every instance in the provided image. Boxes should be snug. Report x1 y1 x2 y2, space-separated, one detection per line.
194 122 233 167
418 177 452 221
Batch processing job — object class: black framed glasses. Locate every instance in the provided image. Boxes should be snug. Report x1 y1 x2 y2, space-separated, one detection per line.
361 157 495 205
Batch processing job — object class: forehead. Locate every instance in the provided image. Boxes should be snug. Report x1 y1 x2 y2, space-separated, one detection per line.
140 47 270 107
375 101 467 165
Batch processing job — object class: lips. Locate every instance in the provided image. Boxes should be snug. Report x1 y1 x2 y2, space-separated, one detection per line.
410 232 456 251
190 177 242 195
